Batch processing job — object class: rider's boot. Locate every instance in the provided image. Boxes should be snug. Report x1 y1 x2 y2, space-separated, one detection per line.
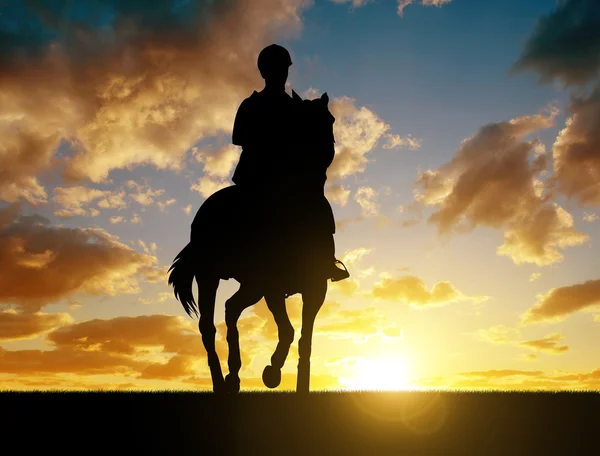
330 258 350 282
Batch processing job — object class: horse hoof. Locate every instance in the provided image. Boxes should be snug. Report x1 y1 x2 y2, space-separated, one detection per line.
213 382 227 394
262 365 281 389
225 374 240 394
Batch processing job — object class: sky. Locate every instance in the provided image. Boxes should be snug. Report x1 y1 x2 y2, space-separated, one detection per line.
1 0 600 391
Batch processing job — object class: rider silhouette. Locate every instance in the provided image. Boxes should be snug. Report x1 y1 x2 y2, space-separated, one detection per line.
231 44 349 283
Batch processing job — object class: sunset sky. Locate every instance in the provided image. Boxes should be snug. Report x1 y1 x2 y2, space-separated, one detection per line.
1 0 600 391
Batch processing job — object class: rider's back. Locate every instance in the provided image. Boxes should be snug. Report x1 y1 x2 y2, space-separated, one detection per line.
231 89 294 192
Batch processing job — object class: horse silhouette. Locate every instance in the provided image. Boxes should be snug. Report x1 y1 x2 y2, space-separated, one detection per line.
168 91 347 393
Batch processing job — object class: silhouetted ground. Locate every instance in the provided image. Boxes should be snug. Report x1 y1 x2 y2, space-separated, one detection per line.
2 391 597 455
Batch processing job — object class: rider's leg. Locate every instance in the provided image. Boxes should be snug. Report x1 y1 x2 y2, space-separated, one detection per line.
325 233 350 282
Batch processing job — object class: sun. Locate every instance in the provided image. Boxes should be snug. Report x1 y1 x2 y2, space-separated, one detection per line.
341 355 417 391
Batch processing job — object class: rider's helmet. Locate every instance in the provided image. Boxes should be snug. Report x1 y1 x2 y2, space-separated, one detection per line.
257 44 292 81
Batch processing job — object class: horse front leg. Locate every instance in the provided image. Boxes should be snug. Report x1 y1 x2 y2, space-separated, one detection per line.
224 283 264 394
196 274 225 393
297 279 327 393
262 292 295 389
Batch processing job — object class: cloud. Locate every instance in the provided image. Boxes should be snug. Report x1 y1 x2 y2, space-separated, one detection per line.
126 180 166 206
329 0 372 8
382 133 422 150
0 0 312 202
511 0 600 87
0 203 163 311
341 247 373 266
457 369 545 379
414 106 588 266
109 216 125 224
426 367 600 390
478 324 570 355
193 145 241 179
47 314 200 356
521 278 600 325
354 186 379 216
397 0 453 17
183 204 193 216
327 96 392 181
518 333 569 354
478 325 521 344
0 313 252 381
0 346 147 376
372 274 483 307
325 184 351 206
191 176 230 199
529 272 542 282
551 86 600 206
316 304 403 342
583 212 598 222
0 310 73 342
52 185 113 218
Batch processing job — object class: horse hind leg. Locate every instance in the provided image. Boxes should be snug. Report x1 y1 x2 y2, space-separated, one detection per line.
224 283 263 394
196 274 225 393
262 292 295 389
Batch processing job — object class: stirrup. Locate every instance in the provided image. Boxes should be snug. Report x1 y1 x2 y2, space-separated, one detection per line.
331 259 350 282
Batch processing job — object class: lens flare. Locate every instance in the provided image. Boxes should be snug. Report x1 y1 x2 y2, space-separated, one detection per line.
340 355 417 391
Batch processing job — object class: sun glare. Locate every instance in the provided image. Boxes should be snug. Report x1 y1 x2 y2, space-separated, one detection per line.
341 355 417 391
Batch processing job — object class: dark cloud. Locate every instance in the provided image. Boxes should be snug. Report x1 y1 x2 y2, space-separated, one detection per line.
512 0 600 86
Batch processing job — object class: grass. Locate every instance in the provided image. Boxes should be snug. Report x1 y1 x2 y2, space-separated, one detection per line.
2 390 598 455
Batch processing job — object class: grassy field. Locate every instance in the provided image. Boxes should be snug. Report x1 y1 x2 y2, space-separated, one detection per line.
2 390 598 455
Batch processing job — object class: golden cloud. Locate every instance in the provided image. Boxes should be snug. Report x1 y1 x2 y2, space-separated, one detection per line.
521 278 600 325
414 106 588 266
518 333 569 354
372 274 482 307
478 324 570 355
551 87 600 206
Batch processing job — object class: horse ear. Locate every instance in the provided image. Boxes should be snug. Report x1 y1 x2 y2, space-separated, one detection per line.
292 90 302 101
321 92 329 104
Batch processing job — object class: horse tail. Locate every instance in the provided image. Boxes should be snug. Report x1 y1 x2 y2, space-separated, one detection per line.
168 242 198 318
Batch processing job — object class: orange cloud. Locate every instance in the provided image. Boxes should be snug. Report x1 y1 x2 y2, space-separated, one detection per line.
521 278 600 325
0 204 162 311
0 312 251 383
0 310 72 342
